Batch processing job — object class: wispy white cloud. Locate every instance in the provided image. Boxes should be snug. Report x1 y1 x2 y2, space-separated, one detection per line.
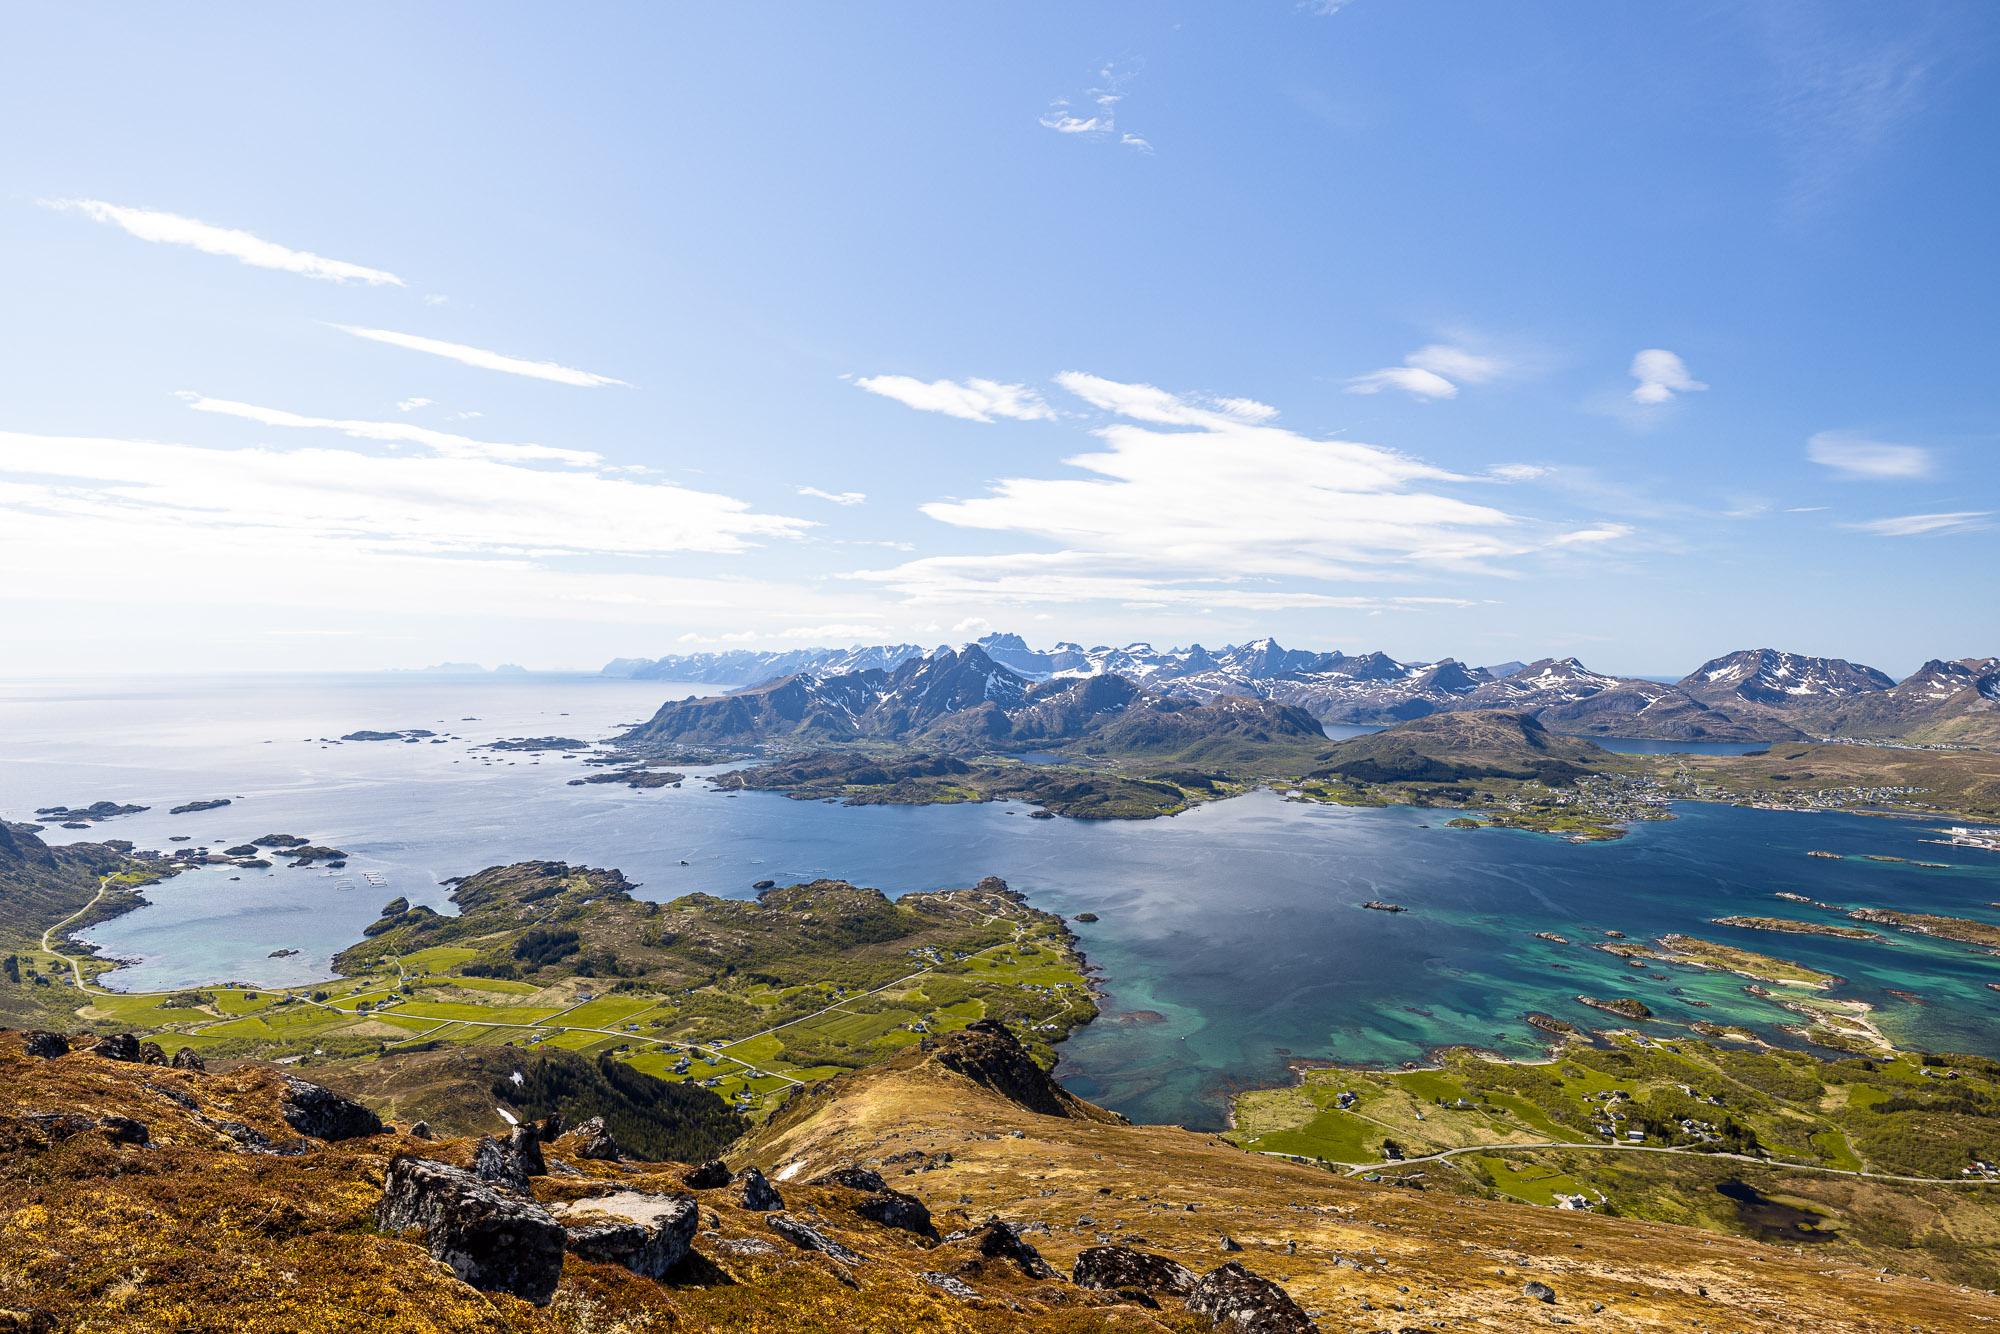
849 373 1617 610
1846 511 1989 537
1346 366 1458 400
332 325 627 388
177 393 603 467
42 199 404 286
1806 430 1931 479
396 397 433 413
0 428 808 564
1628 349 1707 405
1348 341 1509 400
853 374 1054 423
1040 63 1151 152
1487 463 1550 482
797 486 867 506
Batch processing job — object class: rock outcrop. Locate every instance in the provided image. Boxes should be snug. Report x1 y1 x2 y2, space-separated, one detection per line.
682 1158 730 1189
279 1075 383 1141
22 1032 67 1060
738 1165 784 1211
927 1019 1112 1121
561 1115 619 1161
958 1218 1056 1280
1072 1244 1197 1304
767 1213 865 1264
553 1190 699 1279
472 1134 533 1194
376 1156 566 1305
1185 1262 1318 1333
813 1165 937 1239
91 1033 140 1062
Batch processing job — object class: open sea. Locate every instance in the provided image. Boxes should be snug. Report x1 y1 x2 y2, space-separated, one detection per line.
4 673 1996 1128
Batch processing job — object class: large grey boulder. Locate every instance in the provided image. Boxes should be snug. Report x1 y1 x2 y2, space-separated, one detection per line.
959 1219 1055 1279
738 1166 784 1212
553 1191 699 1279
813 1165 936 1240
91 1033 140 1062
561 1115 620 1161
766 1213 864 1265
377 1157 565 1305
1185 1262 1318 1333
472 1135 533 1194
280 1076 383 1141
1072 1245 1197 1305
23 1032 69 1060
682 1159 730 1189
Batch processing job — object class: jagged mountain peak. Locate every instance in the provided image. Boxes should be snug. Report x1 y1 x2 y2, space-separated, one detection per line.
1681 648 1894 705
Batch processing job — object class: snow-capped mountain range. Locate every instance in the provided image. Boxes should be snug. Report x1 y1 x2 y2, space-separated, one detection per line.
605 635 2000 744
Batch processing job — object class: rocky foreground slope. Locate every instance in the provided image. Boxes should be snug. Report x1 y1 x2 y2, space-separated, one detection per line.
8 1024 1998 1332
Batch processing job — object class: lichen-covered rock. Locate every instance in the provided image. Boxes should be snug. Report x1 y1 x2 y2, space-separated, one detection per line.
91 1033 140 1062
22 1032 68 1060
408 1120 435 1140
812 1165 888 1192
136 1040 168 1066
376 1157 565 1305
1185 1262 1318 1333
1073 1245 1197 1304
960 1219 1055 1279
1524 1279 1557 1304
169 1045 205 1072
280 1075 383 1141
856 1188 937 1240
472 1134 533 1194
812 1165 936 1239
563 1115 619 1161
682 1159 730 1189
767 1213 864 1264
510 1123 546 1176
554 1191 698 1279
738 1166 784 1211
922 1271 979 1299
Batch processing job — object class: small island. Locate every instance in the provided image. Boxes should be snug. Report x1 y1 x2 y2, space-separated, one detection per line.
1711 916 1879 941
33 801 149 823
1578 995 1654 1020
1847 907 2000 950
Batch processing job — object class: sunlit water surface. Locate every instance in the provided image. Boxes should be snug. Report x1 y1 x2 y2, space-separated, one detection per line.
3 674 1994 1127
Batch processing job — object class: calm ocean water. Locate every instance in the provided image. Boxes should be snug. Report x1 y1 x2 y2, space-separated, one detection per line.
4 674 1996 1128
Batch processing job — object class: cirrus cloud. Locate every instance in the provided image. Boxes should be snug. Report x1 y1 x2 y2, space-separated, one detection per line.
1845 511 1987 537
332 325 627 388
852 374 1054 423
1807 430 1932 480
42 198 405 286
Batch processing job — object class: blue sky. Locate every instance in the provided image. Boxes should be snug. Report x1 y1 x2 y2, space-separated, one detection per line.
1 3 1993 677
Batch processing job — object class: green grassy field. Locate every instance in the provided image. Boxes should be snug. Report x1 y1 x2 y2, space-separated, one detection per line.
36 866 1096 1121
1232 1035 2000 1186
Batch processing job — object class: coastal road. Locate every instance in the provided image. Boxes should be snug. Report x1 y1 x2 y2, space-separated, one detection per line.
39 877 115 989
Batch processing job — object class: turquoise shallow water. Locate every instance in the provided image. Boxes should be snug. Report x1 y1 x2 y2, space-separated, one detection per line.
3 675 1996 1129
